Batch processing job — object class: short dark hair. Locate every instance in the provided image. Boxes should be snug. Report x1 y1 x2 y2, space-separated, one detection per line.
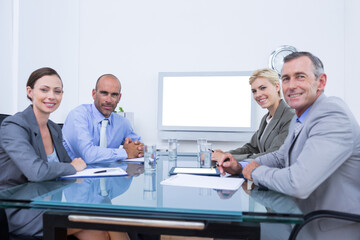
26 67 62 101
95 74 120 90
283 52 324 79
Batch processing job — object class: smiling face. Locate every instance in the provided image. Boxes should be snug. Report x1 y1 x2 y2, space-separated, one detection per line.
26 75 63 116
92 75 122 118
251 77 281 112
281 56 327 117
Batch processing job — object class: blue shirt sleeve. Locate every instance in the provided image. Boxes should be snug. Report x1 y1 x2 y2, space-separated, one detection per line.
239 161 249 170
62 104 141 164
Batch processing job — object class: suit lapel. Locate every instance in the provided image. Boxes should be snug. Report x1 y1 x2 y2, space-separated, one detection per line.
259 100 286 152
257 115 268 151
24 106 48 161
288 123 304 161
286 95 326 165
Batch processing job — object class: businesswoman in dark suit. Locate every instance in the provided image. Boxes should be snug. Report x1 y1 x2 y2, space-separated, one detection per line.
212 68 294 162
0 68 128 240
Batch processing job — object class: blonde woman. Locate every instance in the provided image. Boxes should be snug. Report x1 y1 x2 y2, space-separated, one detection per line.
212 68 294 162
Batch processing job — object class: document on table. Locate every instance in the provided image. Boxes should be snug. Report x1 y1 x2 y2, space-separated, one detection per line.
60 167 127 179
169 167 220 176
160 174 244 190
122 157 144 162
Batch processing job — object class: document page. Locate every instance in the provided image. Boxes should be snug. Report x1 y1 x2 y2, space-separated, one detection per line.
60 167 127 179
160 174 244 190
169 167 220 176
173 167 217 174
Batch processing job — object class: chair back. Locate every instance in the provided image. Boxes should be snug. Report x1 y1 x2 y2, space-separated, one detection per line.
0 114 11 127
0 208 9 240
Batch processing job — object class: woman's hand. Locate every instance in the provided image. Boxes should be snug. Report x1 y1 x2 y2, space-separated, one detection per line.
71 158 87 172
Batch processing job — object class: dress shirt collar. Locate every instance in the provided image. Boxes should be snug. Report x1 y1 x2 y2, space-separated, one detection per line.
297 106 311 123
91 103 112 125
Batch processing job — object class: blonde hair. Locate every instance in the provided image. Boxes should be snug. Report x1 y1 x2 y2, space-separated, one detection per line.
249 68 281 97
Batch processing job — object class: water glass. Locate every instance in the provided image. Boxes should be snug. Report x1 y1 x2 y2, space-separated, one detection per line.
199 142 212 168
197 138 207 167
144 145 156 173
168 139 178 161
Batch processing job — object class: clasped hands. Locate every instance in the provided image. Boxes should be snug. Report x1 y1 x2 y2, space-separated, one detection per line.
123 137 144 158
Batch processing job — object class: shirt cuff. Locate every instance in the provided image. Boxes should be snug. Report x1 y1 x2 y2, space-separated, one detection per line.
239 161 249 170
120 148 128 159
250 167 257 180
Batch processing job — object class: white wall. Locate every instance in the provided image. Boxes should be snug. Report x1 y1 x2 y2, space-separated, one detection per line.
0 0 358 152
345 0 360 116
0 0 14 115
16 0 80 121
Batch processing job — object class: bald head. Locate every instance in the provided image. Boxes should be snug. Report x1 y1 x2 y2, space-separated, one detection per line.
92 74 122 118
95 74 121 91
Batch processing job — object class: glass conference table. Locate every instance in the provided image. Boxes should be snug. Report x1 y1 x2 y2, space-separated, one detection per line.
0 153 306 240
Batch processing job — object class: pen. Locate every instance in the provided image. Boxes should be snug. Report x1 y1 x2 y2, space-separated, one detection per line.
215 158 230 167
94 169 120 174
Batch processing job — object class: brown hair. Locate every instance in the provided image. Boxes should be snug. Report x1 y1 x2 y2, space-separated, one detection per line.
26 67 62 101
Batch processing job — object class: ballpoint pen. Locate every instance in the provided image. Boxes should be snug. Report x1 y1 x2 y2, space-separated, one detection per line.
94 169 119 174
215 158 230 168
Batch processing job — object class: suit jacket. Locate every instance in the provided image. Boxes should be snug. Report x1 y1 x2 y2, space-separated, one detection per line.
229 99 294 161
0 105 76 237
252 94 360 239
0 105 75 190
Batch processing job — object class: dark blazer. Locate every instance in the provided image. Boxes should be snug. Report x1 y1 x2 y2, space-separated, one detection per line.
0 105 76 237
0 105 75 190
229 99 294 161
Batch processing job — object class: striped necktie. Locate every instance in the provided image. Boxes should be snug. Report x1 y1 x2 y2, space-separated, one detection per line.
293 120 302 139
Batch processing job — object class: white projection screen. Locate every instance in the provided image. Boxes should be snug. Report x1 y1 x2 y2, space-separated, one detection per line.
158 72 257 141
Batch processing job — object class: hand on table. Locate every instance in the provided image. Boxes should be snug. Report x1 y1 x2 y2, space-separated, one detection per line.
123 137 144 158
216 153 242 176
71 158 87 172
242 160 260 181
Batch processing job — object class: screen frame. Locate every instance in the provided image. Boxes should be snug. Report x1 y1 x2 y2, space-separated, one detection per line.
157 71 258 140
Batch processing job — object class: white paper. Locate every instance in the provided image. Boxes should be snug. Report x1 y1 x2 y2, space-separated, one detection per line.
173 167 217 174
60 167 127 179
122 157 144 162
160 174 244 190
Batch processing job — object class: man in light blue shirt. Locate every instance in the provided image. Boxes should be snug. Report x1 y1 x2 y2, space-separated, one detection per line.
62 74 143 164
